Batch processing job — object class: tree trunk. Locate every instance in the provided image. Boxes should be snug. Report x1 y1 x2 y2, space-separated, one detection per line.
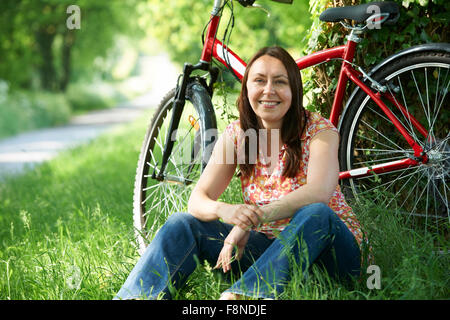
60 30 75 92
35 26 57 91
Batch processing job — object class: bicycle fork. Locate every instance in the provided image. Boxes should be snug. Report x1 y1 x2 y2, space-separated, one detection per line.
152 61 219 182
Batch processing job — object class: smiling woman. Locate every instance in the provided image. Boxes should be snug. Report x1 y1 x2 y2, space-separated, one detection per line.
114 46 363 301
237 46 306 179
246 56 292 129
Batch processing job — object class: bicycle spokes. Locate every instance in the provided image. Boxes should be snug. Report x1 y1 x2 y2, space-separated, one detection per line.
344 60 449 227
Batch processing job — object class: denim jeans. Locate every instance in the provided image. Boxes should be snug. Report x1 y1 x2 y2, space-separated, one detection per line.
114 203 361 300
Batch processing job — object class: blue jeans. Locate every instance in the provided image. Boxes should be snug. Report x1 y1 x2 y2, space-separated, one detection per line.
114 203 361 299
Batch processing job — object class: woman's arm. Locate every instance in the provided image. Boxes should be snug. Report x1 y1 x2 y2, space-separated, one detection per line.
187 132 236 220
187 132 263 229
214 225 250 273
260 129 340 222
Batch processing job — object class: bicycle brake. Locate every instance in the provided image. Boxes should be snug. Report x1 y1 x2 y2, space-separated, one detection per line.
357 66 387 93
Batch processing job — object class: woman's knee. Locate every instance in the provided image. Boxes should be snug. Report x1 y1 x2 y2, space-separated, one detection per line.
165 212 198 230
288 202 337 241
305 202 333 213
292 202 334 222
156 212 205 246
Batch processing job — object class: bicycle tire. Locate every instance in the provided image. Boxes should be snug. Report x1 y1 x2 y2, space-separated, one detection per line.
339 51 450 232
133 82 217 254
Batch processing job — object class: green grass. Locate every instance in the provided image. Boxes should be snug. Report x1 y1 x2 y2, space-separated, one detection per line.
0 111 448 300
0 113 149 299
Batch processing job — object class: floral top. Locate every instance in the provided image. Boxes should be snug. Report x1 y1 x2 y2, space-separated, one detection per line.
224 111 363 246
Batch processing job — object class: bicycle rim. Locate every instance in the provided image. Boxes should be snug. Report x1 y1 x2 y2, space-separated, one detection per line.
342 55 449 232
134 91 206 251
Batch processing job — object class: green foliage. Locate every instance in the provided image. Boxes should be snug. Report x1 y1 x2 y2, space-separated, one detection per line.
143 0 312 68
69 1 144 82
65 82 127 112
0 0 144 91
0 0 153 138
0 82 72 139
0 78 143 139
302 0 450 116
345 201 449 299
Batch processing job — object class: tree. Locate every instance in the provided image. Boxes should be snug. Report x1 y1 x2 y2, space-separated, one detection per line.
0 0 144 91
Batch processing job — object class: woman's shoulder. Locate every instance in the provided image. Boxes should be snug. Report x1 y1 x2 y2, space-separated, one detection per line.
224 119 241 136
306 110 331 124
224 119 242 146
302 110 338 140
225 119 241 129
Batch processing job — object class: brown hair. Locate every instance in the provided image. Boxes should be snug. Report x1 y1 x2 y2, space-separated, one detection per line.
237 46 307 178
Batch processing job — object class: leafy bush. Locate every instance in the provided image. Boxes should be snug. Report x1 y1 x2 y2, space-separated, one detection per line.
65 82 126 113
0 81 72 138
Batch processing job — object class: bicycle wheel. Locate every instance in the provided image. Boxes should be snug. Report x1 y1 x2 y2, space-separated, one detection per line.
339 51 450 231
133 84 216 254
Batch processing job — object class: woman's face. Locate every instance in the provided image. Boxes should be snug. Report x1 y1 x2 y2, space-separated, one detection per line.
246 55 292 129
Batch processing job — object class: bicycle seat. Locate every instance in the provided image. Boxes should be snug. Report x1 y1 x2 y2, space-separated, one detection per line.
319 1 399 24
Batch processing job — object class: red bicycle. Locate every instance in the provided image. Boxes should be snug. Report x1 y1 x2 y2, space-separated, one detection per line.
133 0 449 253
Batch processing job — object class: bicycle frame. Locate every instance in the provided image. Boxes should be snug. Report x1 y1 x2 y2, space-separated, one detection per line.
154 0 427 183
197 0 428 181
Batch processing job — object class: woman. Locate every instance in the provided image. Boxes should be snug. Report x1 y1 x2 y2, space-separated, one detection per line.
114 46 363 300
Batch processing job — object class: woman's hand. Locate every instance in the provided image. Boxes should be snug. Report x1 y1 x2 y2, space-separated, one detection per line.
214 226 250 273
217 203 264 230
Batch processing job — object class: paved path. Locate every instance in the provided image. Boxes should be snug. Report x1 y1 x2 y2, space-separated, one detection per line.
0 53 178 178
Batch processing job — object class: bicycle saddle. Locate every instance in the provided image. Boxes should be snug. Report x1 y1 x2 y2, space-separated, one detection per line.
319 1 399 24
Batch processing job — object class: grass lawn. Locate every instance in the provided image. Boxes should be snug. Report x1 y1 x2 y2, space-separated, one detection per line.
0 110 448 300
